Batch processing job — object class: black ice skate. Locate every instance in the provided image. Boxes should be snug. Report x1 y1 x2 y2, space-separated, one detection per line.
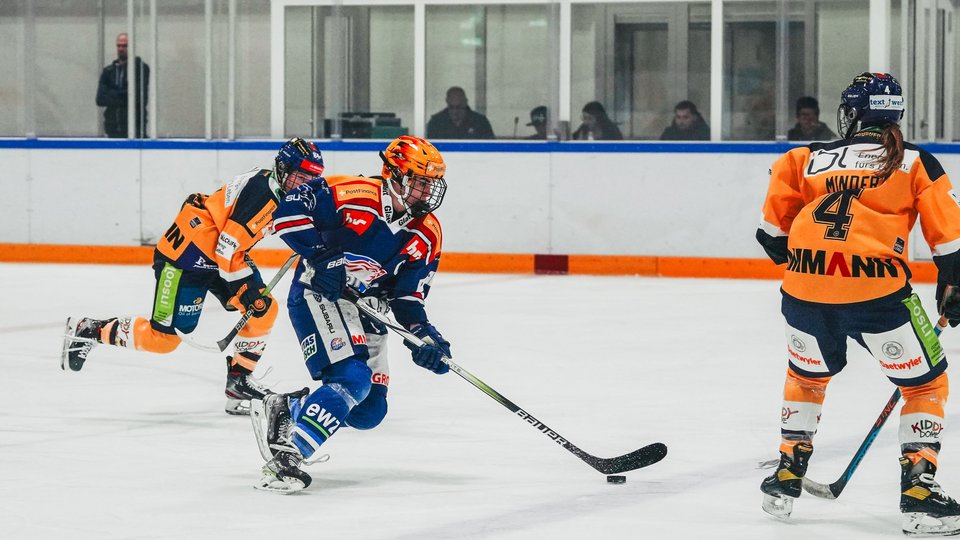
761 442 813 519
224 357 267 416
250 389 307 461
61 317 112 372
901 456 960 536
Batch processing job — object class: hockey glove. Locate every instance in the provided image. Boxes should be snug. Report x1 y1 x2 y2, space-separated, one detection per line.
308 250 347 302
405 323 450 375
938 284 960 327
236 278 272 318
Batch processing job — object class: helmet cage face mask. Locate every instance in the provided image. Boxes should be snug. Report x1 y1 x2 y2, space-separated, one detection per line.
397 173 447 218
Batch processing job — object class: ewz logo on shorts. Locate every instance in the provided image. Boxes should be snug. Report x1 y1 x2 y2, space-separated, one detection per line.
302 403 342 439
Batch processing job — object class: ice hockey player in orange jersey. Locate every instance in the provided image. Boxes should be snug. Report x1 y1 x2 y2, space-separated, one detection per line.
757 72 960 536
61 138 326 415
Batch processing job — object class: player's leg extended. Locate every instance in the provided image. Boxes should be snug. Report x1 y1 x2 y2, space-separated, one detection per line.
224 280 279 415
61 260 205 371
862 294 960 535
251 289 371 493
762 296 846 518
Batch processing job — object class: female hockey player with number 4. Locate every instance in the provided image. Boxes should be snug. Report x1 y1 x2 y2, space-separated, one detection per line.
248 135 451 493
757 72 960 536
61 138 326 415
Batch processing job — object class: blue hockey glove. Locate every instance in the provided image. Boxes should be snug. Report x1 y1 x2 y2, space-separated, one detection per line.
308 251 347 302
939 284 960 327
405 323 450 375
236 278 272 318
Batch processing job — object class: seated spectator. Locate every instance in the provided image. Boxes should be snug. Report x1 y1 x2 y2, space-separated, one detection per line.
787 96 837 141
660 100 709 141
571 101 623 141
526 105 548 140
426 86 495 139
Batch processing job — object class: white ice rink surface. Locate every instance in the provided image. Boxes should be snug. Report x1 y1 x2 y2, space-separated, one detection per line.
3 262 959 539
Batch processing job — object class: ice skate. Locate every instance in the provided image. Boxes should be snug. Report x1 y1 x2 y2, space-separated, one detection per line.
901 457 960 537
250 389 307 461
224 356 267 415
254 450 313 494
761 442 813 519
61 317 112 372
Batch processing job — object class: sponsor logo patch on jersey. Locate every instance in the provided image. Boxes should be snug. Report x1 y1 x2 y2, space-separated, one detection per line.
372 372 390 386
216 232 240 259
330 337 345 351
301 334 317 360
335 185 378 202
246 200 277 234
189 217 201 228
343 209 375 235
351 334 367 346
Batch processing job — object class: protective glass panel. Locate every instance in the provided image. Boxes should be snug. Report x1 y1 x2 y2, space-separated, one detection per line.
573 3 711 141
425 4 554 140
284 5 414 139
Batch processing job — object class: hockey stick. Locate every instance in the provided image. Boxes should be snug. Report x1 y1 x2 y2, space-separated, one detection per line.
177 254 299 353
343 289 667 475
801 318 948 500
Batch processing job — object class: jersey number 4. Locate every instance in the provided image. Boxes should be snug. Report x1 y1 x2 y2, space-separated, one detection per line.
812 189 863 241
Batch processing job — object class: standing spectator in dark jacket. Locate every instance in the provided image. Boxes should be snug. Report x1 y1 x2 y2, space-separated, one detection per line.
426 86 495 139
571 101 623 141
660 100 710 141
96 33 150 138
787 96 836 141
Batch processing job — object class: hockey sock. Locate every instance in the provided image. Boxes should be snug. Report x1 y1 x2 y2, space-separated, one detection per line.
899 373 948 466
779 370 830 454
289 384 353 460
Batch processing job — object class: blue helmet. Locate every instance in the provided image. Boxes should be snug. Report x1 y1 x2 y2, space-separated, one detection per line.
275 137 325 193
837 72 905 138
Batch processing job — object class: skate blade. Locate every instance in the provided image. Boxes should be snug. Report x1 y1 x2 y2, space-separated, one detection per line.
762 493 794 519
249 399 274 461
225 398 251 416
60 317 76 371
253 473 305 494
903 513 960 537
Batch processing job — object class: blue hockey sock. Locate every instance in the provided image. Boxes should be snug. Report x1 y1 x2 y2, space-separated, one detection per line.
290 385 351 459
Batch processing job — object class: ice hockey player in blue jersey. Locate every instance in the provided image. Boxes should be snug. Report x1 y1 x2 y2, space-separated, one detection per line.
249 135 451 492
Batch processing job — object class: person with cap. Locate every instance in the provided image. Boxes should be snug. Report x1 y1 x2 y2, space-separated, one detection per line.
526 106 548 140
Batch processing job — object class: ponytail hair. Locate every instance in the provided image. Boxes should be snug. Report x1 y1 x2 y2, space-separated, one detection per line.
876 123 905 179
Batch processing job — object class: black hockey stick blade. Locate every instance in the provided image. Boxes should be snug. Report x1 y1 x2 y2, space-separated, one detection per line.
578 442 668 474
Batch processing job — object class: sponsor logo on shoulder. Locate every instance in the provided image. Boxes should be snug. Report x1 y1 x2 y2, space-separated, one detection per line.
189 217 201 228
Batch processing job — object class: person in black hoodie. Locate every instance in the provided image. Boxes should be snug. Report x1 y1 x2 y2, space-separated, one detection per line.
660 100 710 141
96 33 150 138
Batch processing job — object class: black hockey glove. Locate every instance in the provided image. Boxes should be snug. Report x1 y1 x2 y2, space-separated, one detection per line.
938 283 960 327
236 278 272 318
405 323 450 375
307 250 347 302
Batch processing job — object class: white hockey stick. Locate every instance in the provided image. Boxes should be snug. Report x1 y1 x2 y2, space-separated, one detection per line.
177 254 299 353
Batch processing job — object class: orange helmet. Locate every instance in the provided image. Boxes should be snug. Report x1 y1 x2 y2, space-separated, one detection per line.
380 136 447 218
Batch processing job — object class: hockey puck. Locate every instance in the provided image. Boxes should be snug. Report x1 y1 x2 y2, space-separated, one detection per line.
606 475 626 484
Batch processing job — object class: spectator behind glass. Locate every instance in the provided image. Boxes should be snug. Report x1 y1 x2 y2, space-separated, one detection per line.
526 105 548 140
660 100 710 141
571 101 623 141
96 33 150 138
787 96 837 141
426 86 495 139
